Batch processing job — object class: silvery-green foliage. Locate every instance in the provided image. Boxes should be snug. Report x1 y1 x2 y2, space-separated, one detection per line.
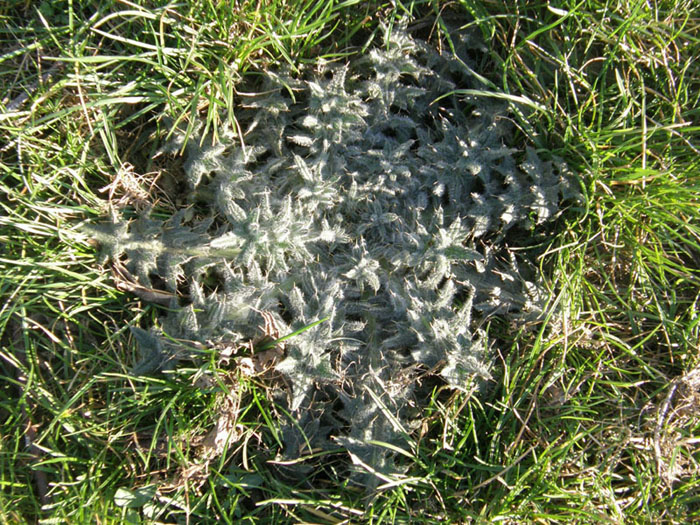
93 26 579 487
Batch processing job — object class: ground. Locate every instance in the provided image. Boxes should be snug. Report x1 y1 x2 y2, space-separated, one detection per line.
0 1 698 522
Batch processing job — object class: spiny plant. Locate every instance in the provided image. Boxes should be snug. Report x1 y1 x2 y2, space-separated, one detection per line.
89 24 579 488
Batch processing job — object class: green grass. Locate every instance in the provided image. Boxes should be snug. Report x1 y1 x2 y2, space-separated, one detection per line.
1 0 699 522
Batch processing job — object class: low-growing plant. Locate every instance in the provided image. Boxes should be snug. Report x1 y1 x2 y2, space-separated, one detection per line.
90 24 580 489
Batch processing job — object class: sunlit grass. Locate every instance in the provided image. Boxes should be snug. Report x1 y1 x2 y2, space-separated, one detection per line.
1 0 698 521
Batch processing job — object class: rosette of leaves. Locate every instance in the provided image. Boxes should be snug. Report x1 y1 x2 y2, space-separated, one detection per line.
90 24 579 487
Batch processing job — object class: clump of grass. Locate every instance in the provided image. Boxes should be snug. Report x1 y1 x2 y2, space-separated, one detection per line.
1 0 699 522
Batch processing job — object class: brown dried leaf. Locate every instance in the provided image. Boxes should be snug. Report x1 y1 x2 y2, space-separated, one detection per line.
111 261 177 306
